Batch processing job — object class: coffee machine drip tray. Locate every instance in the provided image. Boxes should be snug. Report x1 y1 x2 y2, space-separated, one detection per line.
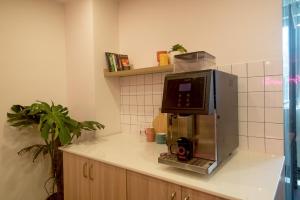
158 153 217 174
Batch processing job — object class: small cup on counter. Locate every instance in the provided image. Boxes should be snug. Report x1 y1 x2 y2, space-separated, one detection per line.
155 132 167 144
145 128 156 142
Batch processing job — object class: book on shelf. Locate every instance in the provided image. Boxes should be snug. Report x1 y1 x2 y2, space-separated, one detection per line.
105 52 114 72
105 52 131 72
114 54 122 71
119 54 130 70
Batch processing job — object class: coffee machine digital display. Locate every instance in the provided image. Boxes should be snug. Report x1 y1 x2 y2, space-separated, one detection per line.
179 83 191 91
158 70 239 174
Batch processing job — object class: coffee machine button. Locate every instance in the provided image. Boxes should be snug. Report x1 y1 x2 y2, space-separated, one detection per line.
186 103 190 107
186 93 190 97
186 98 190 102
177 103 181 107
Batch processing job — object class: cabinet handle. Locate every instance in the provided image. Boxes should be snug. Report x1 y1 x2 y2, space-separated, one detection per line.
170 192 176 200
83 162 88 178
89 164 94 181
184 196 190 200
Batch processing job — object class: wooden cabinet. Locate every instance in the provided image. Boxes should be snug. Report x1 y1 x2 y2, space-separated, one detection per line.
127 171 181 200
63 152 229 200
90 160 126 200
181 187 227 200
63 152 126 200
63 152 90 200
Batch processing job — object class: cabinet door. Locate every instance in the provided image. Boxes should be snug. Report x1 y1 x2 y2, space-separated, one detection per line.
63 152 90 200
127 170 181 200
181 187 227 200
90 160 126 200
168 182 182 200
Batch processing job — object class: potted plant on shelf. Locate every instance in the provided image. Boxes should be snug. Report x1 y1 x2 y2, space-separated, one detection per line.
168 44 188 64
7 101 104 200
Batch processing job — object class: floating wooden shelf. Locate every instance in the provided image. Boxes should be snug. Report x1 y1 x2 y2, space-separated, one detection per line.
103 65 173 77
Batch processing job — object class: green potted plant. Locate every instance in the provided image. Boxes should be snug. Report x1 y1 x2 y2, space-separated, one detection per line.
7 101 104 200
168 44 188 64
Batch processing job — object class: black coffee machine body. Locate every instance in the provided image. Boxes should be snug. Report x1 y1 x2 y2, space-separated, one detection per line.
158 70 238 174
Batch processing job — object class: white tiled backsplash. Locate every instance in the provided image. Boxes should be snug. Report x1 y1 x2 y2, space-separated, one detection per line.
120 59 284 155
120 73 166 134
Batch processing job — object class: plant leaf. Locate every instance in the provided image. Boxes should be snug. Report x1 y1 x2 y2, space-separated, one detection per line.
32 145 47 162
170 44 187 53
41 123 51 140
11 105 25 113
10 120 35 127
57 126 71 145
17 144 47 159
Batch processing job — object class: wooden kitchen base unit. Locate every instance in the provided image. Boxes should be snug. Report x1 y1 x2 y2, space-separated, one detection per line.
63 152 228 200
63 152 126 200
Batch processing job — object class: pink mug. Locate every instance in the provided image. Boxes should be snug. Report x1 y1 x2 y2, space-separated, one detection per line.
145 128 156 142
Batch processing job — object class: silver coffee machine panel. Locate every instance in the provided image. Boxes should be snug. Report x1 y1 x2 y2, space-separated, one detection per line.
158 70 238 174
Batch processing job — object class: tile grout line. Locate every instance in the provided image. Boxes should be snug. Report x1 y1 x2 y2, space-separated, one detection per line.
127 76 131 132
263 61 267 153
245 106 284 108
245 62 250 150
244 136 283 140
152 74 156 119
120 77 122 131
142 75 146 133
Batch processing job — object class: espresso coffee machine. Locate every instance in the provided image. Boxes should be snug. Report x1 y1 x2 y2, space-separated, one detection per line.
158 70 238 174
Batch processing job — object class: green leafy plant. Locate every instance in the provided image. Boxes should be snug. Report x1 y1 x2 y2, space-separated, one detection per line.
169 44 187 53
7 101 104 200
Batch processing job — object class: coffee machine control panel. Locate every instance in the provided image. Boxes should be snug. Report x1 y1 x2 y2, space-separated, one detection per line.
162 71 211 114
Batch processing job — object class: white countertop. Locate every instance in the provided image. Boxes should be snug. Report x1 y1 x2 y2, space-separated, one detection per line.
61 133 284 200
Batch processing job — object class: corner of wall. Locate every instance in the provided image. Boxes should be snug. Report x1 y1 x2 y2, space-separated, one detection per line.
93 0 121 134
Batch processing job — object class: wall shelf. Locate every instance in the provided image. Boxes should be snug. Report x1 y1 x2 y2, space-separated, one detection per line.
103 65 173 77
